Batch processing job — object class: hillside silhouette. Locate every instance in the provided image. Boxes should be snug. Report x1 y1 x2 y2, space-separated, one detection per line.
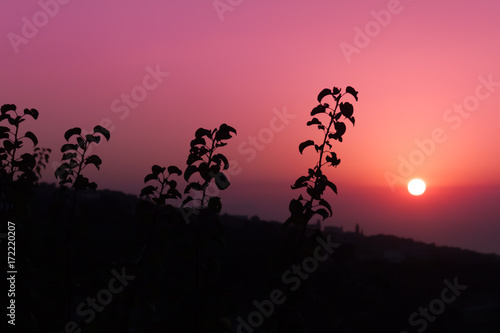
4 182 499 332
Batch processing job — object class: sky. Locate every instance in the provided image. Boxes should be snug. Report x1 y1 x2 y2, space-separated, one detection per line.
1 0 500 254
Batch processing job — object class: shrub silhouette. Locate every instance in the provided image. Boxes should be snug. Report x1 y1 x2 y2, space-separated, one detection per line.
54 125 111 191
122 164 185 329
181 124 236 332
0 104 40 217
258 86 358 332
54 125 111 322
126 124 237 332
285 85 358 253
140 164 183 205
182 123 236 215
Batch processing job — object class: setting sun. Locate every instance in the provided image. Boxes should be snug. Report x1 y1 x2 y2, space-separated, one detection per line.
408 178 426 196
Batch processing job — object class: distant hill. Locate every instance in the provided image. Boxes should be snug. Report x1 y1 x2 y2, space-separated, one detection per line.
7 183 499 332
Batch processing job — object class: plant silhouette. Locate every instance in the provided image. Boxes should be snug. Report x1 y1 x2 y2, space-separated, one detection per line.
0 104 40 217
262 85 358 332
286 86 358 254
182 123 236 215
54 125 111 322
122 124 236 332
140 164 183 205
182 124 236 332
54 125 110 190
121 164 184 328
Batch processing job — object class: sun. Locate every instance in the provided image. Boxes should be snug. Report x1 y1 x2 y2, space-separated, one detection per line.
408 178 426 196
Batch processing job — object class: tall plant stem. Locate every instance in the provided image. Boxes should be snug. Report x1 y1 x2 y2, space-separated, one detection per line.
297 97 341 255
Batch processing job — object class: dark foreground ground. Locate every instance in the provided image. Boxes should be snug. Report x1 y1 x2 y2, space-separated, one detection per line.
1 183 499 333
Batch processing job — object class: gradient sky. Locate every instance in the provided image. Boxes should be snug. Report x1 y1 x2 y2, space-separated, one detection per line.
2 0 500 254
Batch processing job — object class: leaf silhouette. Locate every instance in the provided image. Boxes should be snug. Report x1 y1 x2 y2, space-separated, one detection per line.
144 173 157 183
8 116 17 126
18 153 36 169
167 165 182 176
326 180 338 194
307 186 321 200
208 196 222 212
151 165 165 176
187 153 202 166
85 134 101 144
299 140 315 154
61 143 78 152
166 187 182 199
182 196 194 207
77 136 85 149
0 126 9 138
215 172 230 190
317 88 332 103
212 153 229 170
198 162 211 181
184 165 198 182
306 118 322 126
1 104 16 114
195 127 211 139
209 164 221 177
190 137 206 148
184 181 202 194
313 208 329 219
220 123 237 135
3 140 14 152
168 179 177 189
24 131 38 146
85 155 103 170
310 104 326 116
140 185 157 197
62 152 77 160
64 127 81 142
325 152 341 167
93 125 111 141
291 175 310 189
340 102 354 118
330 122 346 142
23 108 39 120
215 123 236 141
345 86 358 101
289 198 304 215
319 199 332 217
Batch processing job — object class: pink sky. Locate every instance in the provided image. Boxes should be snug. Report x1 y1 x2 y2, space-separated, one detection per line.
1 0 500 254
